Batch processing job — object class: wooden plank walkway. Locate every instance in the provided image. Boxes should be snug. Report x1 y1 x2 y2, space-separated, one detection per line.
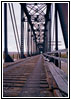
3 55 68 97
43 57 68 97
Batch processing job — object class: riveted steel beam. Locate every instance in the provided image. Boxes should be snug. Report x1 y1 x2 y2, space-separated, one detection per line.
56 3 68 48
44 3 51 52
4 3 14 62
20 3 37 44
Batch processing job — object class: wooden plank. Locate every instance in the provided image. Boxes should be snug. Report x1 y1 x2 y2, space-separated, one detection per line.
53 89 63 97
3 55 39 68
50 63 68 84
3 55 40 73
44 60 63 97
44 54 68 63
18 55 43 97
60 58 68 63
46 49 68 54
44 61 68 94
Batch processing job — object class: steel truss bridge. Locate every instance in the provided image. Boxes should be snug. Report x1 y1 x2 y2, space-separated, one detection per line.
3 2 68 98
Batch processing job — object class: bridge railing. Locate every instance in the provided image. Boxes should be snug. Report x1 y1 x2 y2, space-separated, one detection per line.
43 49 68 68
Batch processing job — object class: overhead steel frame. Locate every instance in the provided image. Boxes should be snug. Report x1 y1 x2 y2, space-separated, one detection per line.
4 3 68 61
20 4 37 42
26 3 47 51
20 3 38 56
4 3 13 62
20 3 61 54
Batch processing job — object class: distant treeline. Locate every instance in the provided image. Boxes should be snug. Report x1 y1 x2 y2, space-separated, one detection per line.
61 53 67 58
3 52 67 61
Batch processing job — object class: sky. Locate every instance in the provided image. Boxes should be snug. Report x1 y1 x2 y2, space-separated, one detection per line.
2 3 65 53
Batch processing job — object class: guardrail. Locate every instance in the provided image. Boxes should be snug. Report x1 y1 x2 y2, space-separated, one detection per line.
43 49 68 68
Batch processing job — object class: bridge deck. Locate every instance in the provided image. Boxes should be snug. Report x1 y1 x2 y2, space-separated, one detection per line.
3 55 68 97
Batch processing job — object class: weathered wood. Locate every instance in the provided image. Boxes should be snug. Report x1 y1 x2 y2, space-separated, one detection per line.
44 54 68 63
4 55 54 97
51 63 68 84
44 60 63 97
18 55 43 97
3 55 39 73
46 49 68 54
53 89 63 97
3 55 40 97
44 60 68 95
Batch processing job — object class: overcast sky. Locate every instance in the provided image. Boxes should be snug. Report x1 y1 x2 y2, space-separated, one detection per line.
2 3 65 53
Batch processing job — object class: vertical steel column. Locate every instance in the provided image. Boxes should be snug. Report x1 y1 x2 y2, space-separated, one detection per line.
49 9 51 52
55 4 58 66
46 15 51 52
29 25 31 56
36 44 38 54
31 28 32 56
27 22 29 56
34 42 36 55
33 41 35 55
4 3 13 62
33 41 36 55
45 29 47 52
31 33 33 55
4 3 8 56
55 4 58 50
35 42 37 54
46 24 48 52
44 4 51 53
32 35 34 55
35 44 37 55
21 6 25 58
32 36 37 55
47 21 49 52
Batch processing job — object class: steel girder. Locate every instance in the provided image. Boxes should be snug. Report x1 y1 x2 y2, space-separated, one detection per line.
43 4 51 52
4 3 14 62
20 3 37 44
56 3 68 48
20 3 47 53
